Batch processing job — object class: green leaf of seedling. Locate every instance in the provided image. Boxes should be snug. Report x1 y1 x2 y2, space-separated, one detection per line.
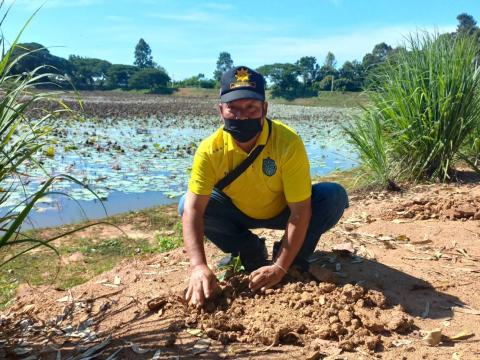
232 256 245 273
218 270 227 282
217 256 244 281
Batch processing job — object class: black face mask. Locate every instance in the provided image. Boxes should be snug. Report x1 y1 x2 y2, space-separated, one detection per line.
223 118 262 143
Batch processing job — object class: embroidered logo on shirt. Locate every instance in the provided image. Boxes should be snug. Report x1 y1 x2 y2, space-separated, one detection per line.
262 157 277 177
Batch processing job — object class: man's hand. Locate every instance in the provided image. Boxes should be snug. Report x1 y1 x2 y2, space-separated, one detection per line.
185 264 218 308
248 264 285 292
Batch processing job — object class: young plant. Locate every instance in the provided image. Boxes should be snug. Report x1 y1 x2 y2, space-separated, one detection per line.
217 255 245 281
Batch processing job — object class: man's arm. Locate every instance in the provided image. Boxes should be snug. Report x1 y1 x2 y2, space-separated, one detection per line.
249 198 311 292
182 190 218 307
183 190 209 267
274 198 312 271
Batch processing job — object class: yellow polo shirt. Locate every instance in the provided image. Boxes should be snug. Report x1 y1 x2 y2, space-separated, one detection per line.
188 118 311 219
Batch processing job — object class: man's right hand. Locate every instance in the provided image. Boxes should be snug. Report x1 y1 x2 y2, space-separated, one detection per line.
185 264 218 308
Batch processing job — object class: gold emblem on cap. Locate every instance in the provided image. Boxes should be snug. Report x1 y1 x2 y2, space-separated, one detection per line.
230 67 256 89
235 68 250 82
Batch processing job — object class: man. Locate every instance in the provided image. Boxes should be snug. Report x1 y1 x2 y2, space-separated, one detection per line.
178 66 348 307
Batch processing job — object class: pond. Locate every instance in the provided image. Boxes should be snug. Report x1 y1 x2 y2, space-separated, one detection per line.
2 105 359 229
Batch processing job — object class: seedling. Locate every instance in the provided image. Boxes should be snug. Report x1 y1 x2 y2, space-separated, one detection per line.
217 255 245 281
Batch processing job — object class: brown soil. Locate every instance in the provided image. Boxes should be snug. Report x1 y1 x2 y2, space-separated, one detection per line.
1 182 480 359
383 185 480 221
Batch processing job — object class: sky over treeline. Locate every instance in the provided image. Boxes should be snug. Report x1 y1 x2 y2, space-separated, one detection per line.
3 0 479 79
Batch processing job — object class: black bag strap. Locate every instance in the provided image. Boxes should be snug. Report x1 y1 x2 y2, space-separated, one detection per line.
214 118 272 191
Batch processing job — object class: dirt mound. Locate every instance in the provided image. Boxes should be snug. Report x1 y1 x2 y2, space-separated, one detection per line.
151 274 414 354
383 190 480 221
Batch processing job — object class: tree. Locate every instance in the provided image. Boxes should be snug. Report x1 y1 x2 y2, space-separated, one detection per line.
295 56 319 95
69 55 111 89
336 60 364 91
457 13 478 35
323 51 337 69
10 42 73 77
361 42 395 89
213 51 234 82
134 38 155 68
257 63 301 99
320 52 338 78
372 43 393 62
362 42 393 70
316 52 338 91
177 73 215 88
106 64 138 89
128 67 170 92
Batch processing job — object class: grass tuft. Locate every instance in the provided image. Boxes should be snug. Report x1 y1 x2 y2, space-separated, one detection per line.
345 32 480 185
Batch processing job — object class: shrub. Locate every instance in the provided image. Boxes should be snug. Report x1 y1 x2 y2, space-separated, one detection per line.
345 32 480 185
128 68 170 92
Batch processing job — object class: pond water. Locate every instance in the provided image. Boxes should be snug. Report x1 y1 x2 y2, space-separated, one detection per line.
2 107 359 229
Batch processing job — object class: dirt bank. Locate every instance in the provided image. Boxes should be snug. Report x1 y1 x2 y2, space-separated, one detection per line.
1 182 479 359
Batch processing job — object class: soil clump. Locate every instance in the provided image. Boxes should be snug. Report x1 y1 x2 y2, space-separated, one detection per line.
184 274 413 353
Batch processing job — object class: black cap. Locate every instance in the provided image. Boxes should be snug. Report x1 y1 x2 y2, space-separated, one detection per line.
220 66 265 103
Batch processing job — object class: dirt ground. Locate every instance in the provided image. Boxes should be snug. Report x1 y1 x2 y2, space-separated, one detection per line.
1 182 479 359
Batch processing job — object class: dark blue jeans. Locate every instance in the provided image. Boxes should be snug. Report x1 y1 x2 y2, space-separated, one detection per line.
178 182 349 270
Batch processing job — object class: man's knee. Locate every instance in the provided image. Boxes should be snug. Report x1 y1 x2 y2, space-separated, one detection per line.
331 183 349 209
312 182 349 210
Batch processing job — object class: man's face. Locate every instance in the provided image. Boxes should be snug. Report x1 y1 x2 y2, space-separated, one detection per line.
219 98 268 121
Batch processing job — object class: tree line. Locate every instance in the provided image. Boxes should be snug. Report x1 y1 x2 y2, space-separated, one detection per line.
11 38 172 93
10 13 479 98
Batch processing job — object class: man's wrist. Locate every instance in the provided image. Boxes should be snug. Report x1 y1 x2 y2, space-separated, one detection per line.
273 262 288 274
189 262 208 271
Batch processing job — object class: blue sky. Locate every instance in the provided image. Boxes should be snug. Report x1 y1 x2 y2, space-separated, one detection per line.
4 0 480 80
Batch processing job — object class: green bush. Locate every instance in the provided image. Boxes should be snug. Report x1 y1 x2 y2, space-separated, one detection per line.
128 67 170 92
345 32 480 185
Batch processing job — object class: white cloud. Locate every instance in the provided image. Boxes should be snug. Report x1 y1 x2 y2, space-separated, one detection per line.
231 24 457 66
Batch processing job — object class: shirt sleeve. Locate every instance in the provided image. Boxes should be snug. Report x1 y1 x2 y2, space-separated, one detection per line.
188 141 216 196
281 138 312 203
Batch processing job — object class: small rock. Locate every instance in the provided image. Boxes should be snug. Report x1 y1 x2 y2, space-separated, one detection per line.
456 205 476 218
309 264 338 284
305 350 322 360
205 328 220 339
422 328 442 346
68 252 84 263
147 297 167 312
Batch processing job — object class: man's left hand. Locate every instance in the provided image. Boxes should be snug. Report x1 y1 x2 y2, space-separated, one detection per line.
248 264 285 292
